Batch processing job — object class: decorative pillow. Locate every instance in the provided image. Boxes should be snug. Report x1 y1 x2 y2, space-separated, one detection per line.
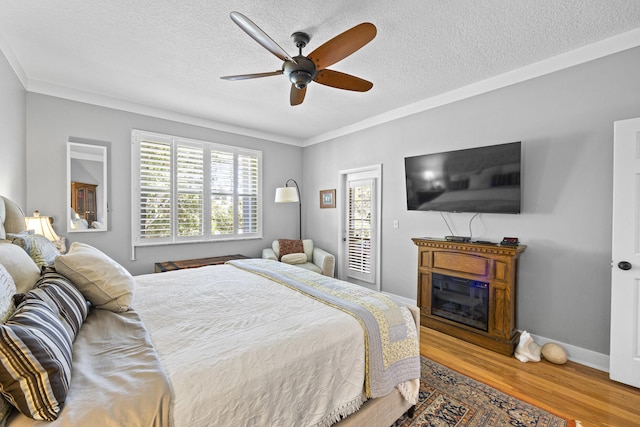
91 221 105 230
0 196 26 237
0 266 16 427
54 242 134 312
0 265 16 323
0 271 88 421
8 231 60 268
33 268 89 336
7 230 33 242
70 218 88 230
0 244 40 294
0 392 10 427
468 166 500 190
0 198 6 240
280 253 308 265
0 299 73 420
277 239 304 261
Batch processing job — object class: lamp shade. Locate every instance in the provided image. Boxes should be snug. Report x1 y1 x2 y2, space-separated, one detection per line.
275 186 299 203
25 215 60 242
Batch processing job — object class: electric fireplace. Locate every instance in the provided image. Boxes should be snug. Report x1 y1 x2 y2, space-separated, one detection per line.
413 238 526 356
431 273 489 331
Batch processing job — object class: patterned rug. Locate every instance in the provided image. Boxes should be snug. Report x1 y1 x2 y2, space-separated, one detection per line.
392 357 579 427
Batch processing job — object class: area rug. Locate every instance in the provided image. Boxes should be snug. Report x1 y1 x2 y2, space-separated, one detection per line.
392 357 579 427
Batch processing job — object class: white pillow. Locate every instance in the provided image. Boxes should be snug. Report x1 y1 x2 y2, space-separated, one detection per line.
70 218 89 230
281 253 308 265
54 242 134 312
468 166 499 190
0 264 16 322
0 243 40 293
0 197 6 240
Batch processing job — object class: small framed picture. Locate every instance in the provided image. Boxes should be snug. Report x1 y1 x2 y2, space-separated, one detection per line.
320 189 336 209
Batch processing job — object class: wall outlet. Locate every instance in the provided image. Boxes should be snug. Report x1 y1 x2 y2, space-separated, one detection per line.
393 220 399 229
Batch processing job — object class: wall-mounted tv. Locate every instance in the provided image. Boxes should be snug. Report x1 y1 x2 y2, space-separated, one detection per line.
405 141 521 214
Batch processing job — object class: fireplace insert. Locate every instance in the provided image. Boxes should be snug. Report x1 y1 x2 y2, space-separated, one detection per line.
431 273 489 331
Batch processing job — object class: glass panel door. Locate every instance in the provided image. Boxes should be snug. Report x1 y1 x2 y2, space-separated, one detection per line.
347 178 375 284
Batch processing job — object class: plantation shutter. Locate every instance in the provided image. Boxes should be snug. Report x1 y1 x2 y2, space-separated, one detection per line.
177 143 204 238
132 130 262 248
211 150 234 235
138 137 173 242
237 154 259 233
347 178 375 283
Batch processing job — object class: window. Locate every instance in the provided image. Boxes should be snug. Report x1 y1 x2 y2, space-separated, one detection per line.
347 177 375 283
132 130 262 246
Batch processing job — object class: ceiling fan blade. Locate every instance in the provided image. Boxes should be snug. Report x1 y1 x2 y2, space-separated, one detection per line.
290 85 307 106
307 23 376 70
314 69 373 92
230 12 294 63
221 70 283 81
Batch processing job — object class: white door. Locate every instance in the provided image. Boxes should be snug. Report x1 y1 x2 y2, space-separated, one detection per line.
611 117 640 388
339 166 381 291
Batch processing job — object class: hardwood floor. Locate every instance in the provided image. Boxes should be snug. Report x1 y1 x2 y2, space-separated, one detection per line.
420 327 640 427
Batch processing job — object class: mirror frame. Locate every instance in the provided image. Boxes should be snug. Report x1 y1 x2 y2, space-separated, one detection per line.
66 142 108 233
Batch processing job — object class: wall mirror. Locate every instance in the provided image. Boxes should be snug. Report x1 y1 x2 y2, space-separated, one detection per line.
67 142 108 233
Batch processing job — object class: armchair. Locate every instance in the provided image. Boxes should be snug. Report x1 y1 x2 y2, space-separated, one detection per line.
262 239 335 277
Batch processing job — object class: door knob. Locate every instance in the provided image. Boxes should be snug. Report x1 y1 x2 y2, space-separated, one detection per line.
618 261 632 271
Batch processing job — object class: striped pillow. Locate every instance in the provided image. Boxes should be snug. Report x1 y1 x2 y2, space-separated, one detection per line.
0 265 17 426
0 272 87 420
32 268 89 336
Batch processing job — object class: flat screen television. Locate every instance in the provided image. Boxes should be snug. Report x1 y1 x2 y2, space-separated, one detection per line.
404 141 521 214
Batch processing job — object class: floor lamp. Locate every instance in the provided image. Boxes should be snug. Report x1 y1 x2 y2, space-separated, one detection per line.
275 179 301 240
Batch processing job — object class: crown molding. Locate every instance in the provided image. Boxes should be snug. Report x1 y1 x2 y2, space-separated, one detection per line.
3 26 639 148
0 29 27 88
303 27 640 147
26 80 303 146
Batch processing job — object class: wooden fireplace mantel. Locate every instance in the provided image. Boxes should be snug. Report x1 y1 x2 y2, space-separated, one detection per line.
412 238 526 356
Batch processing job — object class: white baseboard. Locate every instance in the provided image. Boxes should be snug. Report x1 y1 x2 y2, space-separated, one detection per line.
529 332 610 373
381 292 611 373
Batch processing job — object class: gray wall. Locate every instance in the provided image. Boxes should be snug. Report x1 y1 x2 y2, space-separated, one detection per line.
6 44 640 356
0 50 26 206
25 94 303 275
302 46 640 355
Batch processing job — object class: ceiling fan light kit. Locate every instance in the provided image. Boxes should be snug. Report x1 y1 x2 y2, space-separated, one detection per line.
221 11 376 106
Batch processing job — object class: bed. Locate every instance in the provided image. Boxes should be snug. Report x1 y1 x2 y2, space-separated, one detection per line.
416 186 521 213
0 195 420 427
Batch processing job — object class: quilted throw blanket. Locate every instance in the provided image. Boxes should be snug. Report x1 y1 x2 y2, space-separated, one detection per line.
227 259 420 401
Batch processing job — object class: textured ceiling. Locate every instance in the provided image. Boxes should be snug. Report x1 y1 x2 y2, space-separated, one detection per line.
1 1 640 145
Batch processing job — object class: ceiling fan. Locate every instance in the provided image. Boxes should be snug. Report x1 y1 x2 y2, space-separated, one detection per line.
221 12 376 106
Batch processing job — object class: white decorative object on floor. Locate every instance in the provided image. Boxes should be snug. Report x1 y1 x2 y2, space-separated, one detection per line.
514 331 541 363
541 342 568 364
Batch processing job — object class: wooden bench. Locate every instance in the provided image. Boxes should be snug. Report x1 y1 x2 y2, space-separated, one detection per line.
154 254 249 273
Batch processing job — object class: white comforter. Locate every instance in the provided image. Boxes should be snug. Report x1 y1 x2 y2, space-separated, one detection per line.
134 264 366 427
